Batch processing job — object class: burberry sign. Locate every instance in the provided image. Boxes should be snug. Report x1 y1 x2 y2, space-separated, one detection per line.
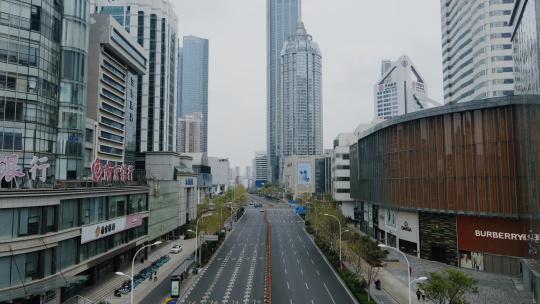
91 159 134 183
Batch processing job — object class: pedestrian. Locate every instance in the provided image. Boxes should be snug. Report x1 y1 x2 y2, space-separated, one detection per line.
421 290 426 301
153 271 157 282
416 288 421 301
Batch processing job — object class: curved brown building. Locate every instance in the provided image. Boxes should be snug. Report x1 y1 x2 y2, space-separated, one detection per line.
350 96 540 276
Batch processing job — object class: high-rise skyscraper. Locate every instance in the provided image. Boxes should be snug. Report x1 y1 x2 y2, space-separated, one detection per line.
441 0 515 104
267 0 301 183
92 0 178 153
280 22 323 176
179 36 209 152
374 55 440 120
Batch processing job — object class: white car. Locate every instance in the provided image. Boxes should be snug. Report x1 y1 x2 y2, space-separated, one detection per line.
170 244 182 254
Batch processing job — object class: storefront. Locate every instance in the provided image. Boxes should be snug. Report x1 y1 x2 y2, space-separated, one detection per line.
419 212 458 266
457 216 527 276
377 207 420 257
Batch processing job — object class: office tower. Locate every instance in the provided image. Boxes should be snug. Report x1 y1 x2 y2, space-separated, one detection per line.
92 0 178 152
179 36 209 152
177 46 183 118
87 14 147 166
177 113 203 153
441 0 515 103
267 0 302 183
280 22 323 170
374 54 440 120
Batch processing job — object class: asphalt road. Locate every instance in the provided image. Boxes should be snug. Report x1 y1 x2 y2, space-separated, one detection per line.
180 207 267 304
262 197 356 304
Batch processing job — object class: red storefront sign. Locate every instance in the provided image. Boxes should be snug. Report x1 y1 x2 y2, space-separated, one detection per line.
91 159 134 183
457 216 529 257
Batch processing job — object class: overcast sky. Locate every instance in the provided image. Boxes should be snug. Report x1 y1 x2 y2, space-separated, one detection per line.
174 0 443 172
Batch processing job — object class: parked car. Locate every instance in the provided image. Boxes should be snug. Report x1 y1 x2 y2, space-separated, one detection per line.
170 244 182 254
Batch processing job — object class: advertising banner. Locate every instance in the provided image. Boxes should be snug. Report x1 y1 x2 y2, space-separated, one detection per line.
457 216 529 257
81 214 146 244
297 163 312 185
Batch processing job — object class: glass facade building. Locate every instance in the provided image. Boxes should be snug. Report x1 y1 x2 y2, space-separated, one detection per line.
280 22 322 178
0 0 88 183
267 0 301 183
179 36 209 152
510 0 540 95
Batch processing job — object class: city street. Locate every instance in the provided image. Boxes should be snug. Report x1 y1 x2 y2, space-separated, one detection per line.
265 200 357 304
180 207 267 304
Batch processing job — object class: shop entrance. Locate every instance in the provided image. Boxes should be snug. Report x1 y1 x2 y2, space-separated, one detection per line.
399 239 418 256
430 244 450 264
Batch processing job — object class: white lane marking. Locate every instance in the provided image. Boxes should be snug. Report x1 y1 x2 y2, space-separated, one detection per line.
324 282 337 304
310 258 314 264
316 270 320 276
311 300 315 304
300 269 303 276
287 281 290 289
305 282 309 290
284 268 287 274
297 258 300 264
289 300 292 304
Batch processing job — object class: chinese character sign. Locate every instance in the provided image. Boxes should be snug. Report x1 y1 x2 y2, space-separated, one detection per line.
0 154 51 184
0 154 25 182
91 158 134 183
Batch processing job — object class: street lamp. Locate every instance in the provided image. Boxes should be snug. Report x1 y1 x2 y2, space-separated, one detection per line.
323 213 343 269
195 213 213 267
379 244 418 304
116 240 162 304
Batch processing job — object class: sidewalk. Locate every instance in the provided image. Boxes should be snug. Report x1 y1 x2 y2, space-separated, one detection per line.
347 223 533 304
77 238 196 304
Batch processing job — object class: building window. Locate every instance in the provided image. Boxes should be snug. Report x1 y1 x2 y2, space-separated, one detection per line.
59 199 78 230
30 6 41 32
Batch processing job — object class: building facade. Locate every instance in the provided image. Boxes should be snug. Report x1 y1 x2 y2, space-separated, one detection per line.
510 0 540 95
279 22 322 182
179 36 209 152
283 155 316 199
87 14 147 166
145 152 197 240
208 157 230 194
374 55 439 120
176 112 203 153
441 0 515 104
349 96 540 277
92 0 178 153
267 0 302 183
332 133 356 218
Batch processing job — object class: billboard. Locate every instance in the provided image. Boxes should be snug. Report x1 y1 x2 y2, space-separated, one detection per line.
297 163 312 185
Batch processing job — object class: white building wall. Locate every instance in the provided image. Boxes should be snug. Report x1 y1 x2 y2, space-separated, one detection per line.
441 0 515 104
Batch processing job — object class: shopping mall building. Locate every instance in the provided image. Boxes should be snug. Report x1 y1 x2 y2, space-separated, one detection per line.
349 96 540 277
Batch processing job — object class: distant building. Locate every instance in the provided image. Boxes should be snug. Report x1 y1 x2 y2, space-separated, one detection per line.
179 36 209 152
374 55 439 120
280 22 323 182
177 113 203 153
267 0 302 183
283 155 317 199
315 150 332 198
332 133 356 219
208 157 230 193
87 14 147 166
253 151 268 189
441 0 514 103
